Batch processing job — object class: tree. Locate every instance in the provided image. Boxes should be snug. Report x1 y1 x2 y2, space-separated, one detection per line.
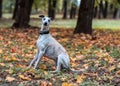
113 8 119 18
74 0 95 35
98 0 104 19
0 0 2 18
48 0 57 19
70 0 77 19
12 0 19 19
103 1 108 18
12 0 33 28
63 0 68 19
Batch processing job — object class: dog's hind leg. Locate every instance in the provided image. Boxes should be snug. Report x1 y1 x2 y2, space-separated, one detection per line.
50 55 63 73
29 52 38 68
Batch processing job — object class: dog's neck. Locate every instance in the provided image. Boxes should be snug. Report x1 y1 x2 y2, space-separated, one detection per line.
39 30 49 35
40 24 50 35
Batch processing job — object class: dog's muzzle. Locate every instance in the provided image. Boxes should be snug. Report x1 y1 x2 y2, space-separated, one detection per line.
44 22 48 26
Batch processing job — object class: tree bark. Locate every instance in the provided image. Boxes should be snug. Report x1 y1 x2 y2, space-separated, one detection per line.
74 0 95 35
93 7 97 18
12 0 19 19
12 0 33 28
48 0 57 20
113 8 118 19
70 3 77 19
63 0 68 19
98 0 104 19
0 0 2 18
48 0 52 17
103 1 108 18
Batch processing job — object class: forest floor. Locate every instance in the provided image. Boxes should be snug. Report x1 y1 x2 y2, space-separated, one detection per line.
0 27 120 86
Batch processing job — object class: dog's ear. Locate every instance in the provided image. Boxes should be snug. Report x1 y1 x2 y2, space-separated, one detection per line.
49 17 53 20
39 15 44 18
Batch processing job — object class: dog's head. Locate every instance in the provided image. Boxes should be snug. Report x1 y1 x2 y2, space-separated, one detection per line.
39 15 51 28
39 15 51 31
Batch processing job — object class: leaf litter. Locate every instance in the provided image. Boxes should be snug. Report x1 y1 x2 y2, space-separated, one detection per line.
0 28 120 86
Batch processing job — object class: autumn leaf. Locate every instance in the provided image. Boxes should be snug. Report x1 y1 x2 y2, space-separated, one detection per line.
62 82 73 86
38 64 47 69
18 74 31 80
108 66 116 71
0 49 3 54
0 63 5 66
116 70 120 75
76 74 86 83
5 76 15 82
8 56 20 62
40 81 48 86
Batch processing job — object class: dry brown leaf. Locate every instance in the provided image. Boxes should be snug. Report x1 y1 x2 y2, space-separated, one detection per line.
108 66 116 71
76 74 86 83
5 76 15 82
0 49 3 54
38 64 47 69
0 63 5 66
116 70 120 75
18 74 31 80
40 81 48 86
62 82 72 86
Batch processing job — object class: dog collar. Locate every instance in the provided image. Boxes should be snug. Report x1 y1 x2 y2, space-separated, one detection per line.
39 30 49 35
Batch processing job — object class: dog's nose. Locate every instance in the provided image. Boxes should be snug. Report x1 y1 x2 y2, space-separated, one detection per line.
44 22 47 26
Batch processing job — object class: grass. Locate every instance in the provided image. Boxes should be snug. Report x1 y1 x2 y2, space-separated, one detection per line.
93 19 120 30
0 13 120 30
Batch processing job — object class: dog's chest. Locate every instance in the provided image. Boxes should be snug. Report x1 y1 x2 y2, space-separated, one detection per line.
36 35 50 47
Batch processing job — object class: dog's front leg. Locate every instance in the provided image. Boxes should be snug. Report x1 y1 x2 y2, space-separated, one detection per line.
34 51 44 69
28 52 38 68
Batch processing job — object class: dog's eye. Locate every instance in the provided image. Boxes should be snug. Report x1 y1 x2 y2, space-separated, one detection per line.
43 18 45 20
48 20 50 22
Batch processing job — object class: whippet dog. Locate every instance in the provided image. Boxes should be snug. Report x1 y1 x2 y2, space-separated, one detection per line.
29 15 87 73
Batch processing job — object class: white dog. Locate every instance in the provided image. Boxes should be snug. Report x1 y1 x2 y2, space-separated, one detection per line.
29 15 87 73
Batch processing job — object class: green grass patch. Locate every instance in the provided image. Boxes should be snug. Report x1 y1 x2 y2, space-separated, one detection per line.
0 13 120 30
93 19 120 30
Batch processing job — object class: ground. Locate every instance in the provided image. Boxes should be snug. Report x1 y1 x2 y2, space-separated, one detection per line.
0 27 120 86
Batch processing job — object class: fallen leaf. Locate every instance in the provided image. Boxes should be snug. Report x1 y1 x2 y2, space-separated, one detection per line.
117 70 120 75
108 66 116 71
76 74 86 83
0 49 3 54
5 76 15 82
40 81 48 86
62 82 72 86
0 63 5 66
18 74 31 80
38 64 47 69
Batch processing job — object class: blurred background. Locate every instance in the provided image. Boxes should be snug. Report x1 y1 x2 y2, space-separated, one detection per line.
0 0 120 30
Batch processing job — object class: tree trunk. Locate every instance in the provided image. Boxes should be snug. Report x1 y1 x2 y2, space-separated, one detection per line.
12 0 33 28
48 0 57 20
48 0 52 17
0 0 2 18
74 0 95 35
70 3 77 19
93 7 97 18
98 0 104 19
63 0 68 19
12 0 18 19
113 8 118 19
103 1 108 18
118 0 120 4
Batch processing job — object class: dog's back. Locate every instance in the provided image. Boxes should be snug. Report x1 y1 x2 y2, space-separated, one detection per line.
41 34 67 60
